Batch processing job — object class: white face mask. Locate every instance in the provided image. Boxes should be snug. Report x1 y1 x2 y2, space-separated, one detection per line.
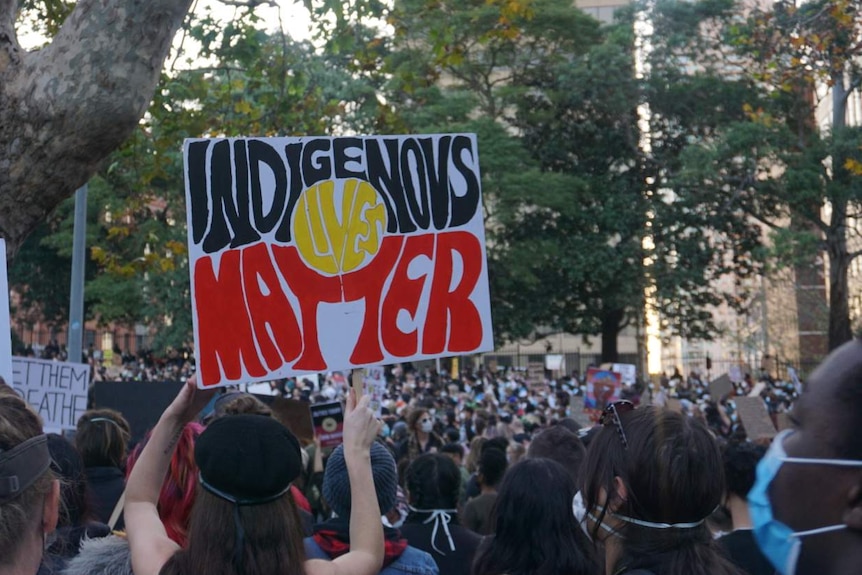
572 490 707 542
572 491 618 541
421 419 434 433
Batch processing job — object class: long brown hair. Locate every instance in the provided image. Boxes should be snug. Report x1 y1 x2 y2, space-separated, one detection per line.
75 408 131 468
580 407 744 575
160 486 306 575
0 385 54 564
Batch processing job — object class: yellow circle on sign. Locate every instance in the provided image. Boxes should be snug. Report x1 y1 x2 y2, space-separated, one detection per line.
292 178 387 275
321 417 338 433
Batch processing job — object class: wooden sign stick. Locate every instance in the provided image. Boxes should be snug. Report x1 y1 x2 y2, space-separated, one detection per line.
351 368 365 400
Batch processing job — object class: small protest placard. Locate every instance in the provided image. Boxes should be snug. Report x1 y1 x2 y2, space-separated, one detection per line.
545 354 564 371
311 401 344 448
527 362 545 389
748 382 766 398
269 397 315 444
569 395 592 429
584 368 622 422
735 397 776 441
612 363 636 386
709 374 734 399
787 367 802 394
0 239 11 385
666 398 683 413
775 412 793 432
362 365 386 417
184 135 494 388
728 365 744 384
11 357 90 431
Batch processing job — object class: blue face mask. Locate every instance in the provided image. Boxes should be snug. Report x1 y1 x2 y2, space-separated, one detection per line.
748 429 862 575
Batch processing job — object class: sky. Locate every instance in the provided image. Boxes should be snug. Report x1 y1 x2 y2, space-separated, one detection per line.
17 0 313 54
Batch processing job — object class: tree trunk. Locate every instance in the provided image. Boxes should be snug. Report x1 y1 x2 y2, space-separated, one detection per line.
827 229 853 350
600 306 624 363
827 77 854 350
0 0 193 261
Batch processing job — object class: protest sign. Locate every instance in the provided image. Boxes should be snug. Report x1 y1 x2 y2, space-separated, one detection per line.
95 381 184 444
709 374 734 399
728 365 744 384
0 239 11 385
735 397 777 441
748 382 766 398
775 412 793 432
311 401 344 448
11 357 90 431
611 363 636 386
362 365 386 417
269 397 315 444
545 354 564 372
666 398 683 413
569 395 592 429
184 135 494 388
584 368 622 421
527 362 545 389
788 367 802 394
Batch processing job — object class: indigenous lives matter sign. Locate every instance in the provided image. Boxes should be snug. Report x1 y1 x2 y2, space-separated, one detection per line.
184 135 494 388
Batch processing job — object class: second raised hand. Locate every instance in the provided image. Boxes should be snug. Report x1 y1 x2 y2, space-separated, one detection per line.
343 391 382 453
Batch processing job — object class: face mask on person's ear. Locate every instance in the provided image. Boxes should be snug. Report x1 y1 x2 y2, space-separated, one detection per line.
572 491 619 542
749 429 862 575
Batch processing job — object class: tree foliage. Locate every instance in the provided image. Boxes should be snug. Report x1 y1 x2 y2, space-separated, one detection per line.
673 0 862 351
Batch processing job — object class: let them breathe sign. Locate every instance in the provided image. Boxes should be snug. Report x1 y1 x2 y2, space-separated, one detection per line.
11 357 90 431
184 135 494 388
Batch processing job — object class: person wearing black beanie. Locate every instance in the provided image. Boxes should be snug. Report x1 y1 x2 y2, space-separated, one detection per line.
125 377 385 575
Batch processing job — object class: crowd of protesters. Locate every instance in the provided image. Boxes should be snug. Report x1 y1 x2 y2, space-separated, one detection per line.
1 336 861 575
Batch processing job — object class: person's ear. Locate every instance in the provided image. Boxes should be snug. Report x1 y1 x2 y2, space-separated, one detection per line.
42 479 61 535
843 481 862 531
609 476 628 512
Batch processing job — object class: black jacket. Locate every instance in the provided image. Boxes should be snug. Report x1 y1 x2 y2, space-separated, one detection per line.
401 516 482 575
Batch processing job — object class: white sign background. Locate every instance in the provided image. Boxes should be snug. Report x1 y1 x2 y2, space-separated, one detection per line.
10 357 90 431
0 239 11 385
184 135 493 388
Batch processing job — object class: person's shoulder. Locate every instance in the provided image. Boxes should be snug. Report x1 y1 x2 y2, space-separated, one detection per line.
62 534 132 575
450 524 482 543
303 536 330 560
384 546 439 575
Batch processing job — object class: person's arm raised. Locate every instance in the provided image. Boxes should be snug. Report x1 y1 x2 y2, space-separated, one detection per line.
125 376 215 575
306 391 384 575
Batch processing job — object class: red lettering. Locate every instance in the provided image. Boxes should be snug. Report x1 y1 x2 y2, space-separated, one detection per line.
380 235 434 357
342 236 405 364
271 246 342 371
241 243 302 370
194 252 267 387
423 231 484 354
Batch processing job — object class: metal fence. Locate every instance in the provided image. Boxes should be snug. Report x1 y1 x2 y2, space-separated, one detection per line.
12 326 154 358
481 350 640 376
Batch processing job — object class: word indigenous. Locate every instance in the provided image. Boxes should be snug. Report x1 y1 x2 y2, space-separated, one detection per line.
184 135 493 388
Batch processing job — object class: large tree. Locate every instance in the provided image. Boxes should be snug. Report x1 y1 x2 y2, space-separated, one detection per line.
0 0 193 259
674 0 862 353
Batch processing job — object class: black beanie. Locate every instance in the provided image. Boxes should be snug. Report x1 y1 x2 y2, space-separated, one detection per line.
195 414 302 504
323 442 397 518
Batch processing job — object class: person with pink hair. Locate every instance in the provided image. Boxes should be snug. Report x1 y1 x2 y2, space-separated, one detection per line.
125 422 204 546
62 422 204 575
